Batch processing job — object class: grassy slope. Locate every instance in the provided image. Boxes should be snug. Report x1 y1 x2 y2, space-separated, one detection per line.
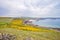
0 17 60 40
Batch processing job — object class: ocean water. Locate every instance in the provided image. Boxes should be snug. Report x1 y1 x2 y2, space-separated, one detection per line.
33 19 60 28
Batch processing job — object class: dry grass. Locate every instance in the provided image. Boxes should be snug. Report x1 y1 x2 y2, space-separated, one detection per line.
0 18 60 40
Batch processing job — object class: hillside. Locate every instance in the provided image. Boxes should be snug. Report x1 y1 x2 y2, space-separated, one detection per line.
0 17 60 40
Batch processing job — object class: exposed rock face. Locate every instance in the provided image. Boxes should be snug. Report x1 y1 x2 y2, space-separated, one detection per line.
0 33 16 40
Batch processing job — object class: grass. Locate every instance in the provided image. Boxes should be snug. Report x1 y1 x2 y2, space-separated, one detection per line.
0 17 60 40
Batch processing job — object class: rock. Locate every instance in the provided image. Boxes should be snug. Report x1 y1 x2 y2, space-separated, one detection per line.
0 33 16 40
0 33 3 39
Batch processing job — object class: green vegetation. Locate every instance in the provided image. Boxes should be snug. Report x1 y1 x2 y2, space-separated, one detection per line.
0 17 60 40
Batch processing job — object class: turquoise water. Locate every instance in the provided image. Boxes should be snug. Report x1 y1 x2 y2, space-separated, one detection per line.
33 19 60 28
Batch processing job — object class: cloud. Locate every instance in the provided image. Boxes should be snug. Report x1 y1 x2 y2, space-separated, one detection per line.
0 0 60 17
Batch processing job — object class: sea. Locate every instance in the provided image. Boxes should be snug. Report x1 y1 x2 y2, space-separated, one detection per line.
33 19 60 28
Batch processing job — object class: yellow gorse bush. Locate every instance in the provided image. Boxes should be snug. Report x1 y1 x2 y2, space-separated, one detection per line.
11 18 23 25
17 27 40 31
10 18 40 31
9 18 55 32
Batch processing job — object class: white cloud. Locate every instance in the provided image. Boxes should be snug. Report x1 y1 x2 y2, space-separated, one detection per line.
0 0 60 17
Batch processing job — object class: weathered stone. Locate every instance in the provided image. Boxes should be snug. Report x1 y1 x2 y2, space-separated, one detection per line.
0 33 16 40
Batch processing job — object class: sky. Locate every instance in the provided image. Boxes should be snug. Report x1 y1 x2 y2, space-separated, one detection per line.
0 0 60 17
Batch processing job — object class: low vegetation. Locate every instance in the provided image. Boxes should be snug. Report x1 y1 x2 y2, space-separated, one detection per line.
0 17 60 40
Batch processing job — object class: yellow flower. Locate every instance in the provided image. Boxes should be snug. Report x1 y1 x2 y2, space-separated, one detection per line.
11 19 23 25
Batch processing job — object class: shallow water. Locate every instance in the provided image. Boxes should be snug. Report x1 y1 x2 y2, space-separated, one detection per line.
33 19 60 28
